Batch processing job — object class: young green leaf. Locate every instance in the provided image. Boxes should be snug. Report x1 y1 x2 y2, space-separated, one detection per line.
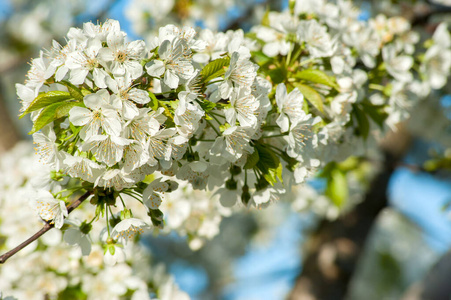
268 67 287 84
55 101 84 119
28 101 82 134
148 92 159 111
255 144 281 186
295 69 339 90
353 105 370 139
198 100 216 113
61 81 85 101
361 102 388 129
28 102 63 134
201 57 230 83
326 169 348 208
20 91 72 118
293 83 324 113
244 149 260 169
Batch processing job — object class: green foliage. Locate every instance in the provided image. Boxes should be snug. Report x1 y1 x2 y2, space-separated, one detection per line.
254 143 282 186
20 91 72 118
198 99 216 114
293 82 324 113
352 104 370 139
326 168 348 207
148 209 164 228
200 57 230 83
268 66 287 84
55 101 83 119
295 69 339 90
320 162 349 208
244 149 259 169
57 285 87 300
361 102 388 129
148 92 159 110
29 100 81 134
251 50 272 66
61 80 85 101
261 9 270 26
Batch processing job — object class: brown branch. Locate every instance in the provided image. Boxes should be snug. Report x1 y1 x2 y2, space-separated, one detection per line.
0 190 92 264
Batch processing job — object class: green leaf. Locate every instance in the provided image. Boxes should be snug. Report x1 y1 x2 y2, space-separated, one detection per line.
251 50 271 66
262 162 283 186
293 83 324 113
198 100 216 113
168 100 179 110
255 144 281 186
244 150 259 169
361 102 388 129
276 162 283 182
256 144 279 169
353 105 370 139
281 152 298 172
29 102 63 134
261 8 270 26
326 169 348 208
295 69 339 90
148 92 159 110
268 67 287 84
21 91 72 118
61 81 85 101
201 57 230 83
29 101 81 134
55 101 83 119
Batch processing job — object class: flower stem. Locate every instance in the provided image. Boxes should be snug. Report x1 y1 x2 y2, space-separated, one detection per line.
105 203 110 237
206 119 221 136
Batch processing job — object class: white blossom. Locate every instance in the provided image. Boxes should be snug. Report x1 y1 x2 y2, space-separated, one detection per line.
219 52 258 99
275 83 305 132
69 89 122 140
98 31 146 79
225 87 260 128
111 218 149 244
146 38 195 89
34 190 68 229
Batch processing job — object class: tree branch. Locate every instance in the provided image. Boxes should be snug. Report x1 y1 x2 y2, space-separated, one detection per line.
0 190 92 264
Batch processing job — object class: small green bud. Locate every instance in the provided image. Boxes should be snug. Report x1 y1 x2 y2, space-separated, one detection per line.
230 165 242 176
165 180 179 193
255 177 269 191
225 178 237 190
241 185 251 206
189 137 198 146
80 222 92 235
148 209 164 221
108 244 115 256
120 209 133 220
186 152 196 162
50 170 64 181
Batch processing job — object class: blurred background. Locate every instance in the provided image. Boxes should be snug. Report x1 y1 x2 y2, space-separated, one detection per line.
0 0 451 299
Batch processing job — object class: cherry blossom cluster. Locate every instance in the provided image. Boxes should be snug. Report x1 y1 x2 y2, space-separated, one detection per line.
0 142 189 300
13 0 451 261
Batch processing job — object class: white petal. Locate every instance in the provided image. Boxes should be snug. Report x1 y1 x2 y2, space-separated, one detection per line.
69 107 92 126
146 60 165 77
164 70 179 89
69 68 89 85
276 113 290 133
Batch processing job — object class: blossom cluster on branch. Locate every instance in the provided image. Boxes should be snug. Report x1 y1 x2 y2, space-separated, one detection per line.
0 143 189 300
9 0 451 266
